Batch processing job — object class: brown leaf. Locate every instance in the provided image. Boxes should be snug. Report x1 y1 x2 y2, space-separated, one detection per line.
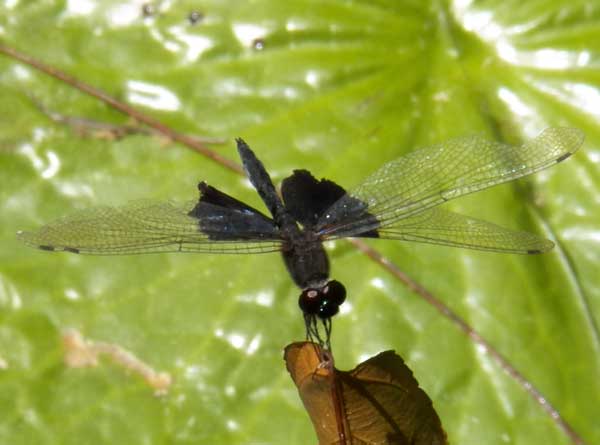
285 342 447 445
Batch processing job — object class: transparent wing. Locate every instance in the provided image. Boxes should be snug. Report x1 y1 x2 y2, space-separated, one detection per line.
18 200 282 255
316 127 584 238
376 207 553 254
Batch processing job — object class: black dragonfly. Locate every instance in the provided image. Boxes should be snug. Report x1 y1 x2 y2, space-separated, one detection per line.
18 127 584 345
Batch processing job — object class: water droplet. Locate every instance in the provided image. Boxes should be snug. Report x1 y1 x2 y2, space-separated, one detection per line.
188 10 204 25
252 38 265 50
141 3 156 18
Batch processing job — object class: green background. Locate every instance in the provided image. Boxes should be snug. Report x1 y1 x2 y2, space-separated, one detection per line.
1 1 599 444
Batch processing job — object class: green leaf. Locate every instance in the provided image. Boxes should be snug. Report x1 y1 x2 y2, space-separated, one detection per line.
1 1 598 444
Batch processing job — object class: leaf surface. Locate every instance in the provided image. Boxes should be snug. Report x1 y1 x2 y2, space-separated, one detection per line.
1 1 599 444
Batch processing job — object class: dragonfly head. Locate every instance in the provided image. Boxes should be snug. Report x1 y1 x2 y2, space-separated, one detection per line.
298 280 346 319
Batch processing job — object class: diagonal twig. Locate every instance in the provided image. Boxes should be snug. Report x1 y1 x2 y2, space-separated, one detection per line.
0 42 242 174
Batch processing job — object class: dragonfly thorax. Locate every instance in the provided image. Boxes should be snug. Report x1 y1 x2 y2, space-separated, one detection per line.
281 226 329 288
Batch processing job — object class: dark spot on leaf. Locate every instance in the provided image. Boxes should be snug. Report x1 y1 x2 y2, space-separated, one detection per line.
188 10 204 25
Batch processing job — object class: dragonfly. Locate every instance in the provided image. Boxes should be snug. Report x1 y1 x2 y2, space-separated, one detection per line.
18 127 584 346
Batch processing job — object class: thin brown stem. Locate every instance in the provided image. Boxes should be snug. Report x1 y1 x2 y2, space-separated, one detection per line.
0 42 243 174
349 238 585 445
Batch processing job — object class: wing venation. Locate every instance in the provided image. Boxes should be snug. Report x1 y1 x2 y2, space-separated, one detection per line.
316 127 583 240
375 207 554 254
18 200 282 255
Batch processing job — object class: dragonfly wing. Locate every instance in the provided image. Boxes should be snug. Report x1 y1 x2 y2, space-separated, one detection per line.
18 200 282 255
315 127 583 238
373 207 553 254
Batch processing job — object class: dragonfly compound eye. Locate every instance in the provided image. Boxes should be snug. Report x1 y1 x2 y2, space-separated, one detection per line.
298 288 322 315
323 280 346 306
317 298 339 319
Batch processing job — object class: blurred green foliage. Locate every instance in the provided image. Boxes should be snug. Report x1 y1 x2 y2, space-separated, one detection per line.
1 1 599 444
